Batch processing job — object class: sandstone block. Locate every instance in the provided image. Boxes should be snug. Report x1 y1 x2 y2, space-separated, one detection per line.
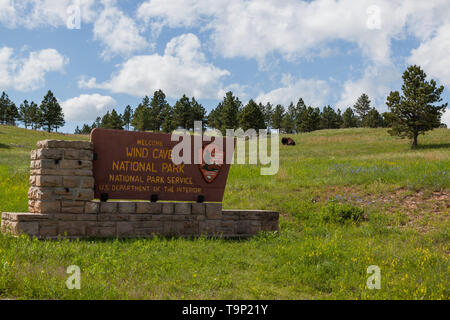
39 221 58 237
261 220 278 232
97 214 128 222
238 210 259 220
75 189 94 201
33 159 59 169
216 220 236 234
117 222 133 237
100 202 118 213
191 203 206 215
35 175 63 187
37 148 64 160
162 203 174 214
163 221 184 235
96 222 116 237
136 202 162 214
175 203 191 215
85 201 99 214
58 221 86 237
61 201 85 214
129 214 153 222
37 140 93 150
199 220 216 235
1 220 18 234
64 149 93 160
205 203 222 219
18 222 39 236
118 202 136 213
33 200 61 213
182 220 199 235
52 187 75 200
59 160 92 170
222 211 240 220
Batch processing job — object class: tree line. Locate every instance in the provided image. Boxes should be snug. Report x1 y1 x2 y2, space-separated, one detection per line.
74 65 448 148
1 65 446 148
75 90 389 135
0 90 65 132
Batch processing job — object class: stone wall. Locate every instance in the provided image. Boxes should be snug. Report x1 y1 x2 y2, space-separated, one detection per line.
1 139 279 239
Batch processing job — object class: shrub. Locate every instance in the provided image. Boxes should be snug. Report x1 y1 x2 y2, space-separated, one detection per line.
321 200 364 224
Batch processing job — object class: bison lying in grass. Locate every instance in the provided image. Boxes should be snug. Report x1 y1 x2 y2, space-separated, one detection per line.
281 137 296 146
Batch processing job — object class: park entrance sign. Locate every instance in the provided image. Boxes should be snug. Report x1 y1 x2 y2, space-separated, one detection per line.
1 130 278 239
91 128 232 203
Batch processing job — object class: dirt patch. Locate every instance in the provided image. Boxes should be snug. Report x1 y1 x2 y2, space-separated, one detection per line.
321 186 449 232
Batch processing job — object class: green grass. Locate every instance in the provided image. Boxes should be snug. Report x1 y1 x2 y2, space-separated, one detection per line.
0 125 449 299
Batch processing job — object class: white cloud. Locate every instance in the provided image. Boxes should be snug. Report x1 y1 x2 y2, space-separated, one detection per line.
79 33 230 99
0 0 97 28
337 64 400 111
137 0 450 66
256 74 331 107
0 0 17 28
442 108 450 127
93 2 149 59
61 94 117 121
0 47 68 91
0 1 147 58
408 23 450 87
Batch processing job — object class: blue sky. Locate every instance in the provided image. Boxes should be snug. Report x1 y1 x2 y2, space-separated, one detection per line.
1 0 449 133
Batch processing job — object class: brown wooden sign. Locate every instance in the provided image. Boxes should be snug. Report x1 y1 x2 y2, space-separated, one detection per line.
90 128 234 202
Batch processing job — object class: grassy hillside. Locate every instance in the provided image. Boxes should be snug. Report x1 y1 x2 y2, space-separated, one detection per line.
0 125 449 299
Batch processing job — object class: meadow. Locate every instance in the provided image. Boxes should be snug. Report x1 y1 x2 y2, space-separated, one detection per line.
0 125 449 299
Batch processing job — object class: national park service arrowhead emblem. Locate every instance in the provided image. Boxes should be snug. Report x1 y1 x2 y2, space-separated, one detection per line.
198 143 224 183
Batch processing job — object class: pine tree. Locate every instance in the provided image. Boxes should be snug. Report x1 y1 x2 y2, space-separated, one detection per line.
190 97 207 131
239 99 266 132
353 93 371 125
161 104 176 133
74 126 81 134
363 108 384 128
281 113 295 133
6 102 19 126
341 107 358 128
149 90 168 131
294 98 307 132
101 111 112 128
386 65 447 148
208 103 224 132
19 100 32 129
102 109 123 130
81 123 93 134
0 92 19 126
320 106 342 129
131 96 151 131
172 95 192 130
220 91 242 133
39 90 65 132
271 104 285 130
0 92 8 124
94 116 101 128
122 105 132 130
261 102 273 129
298 106 321 132
29 101 41 130
381 112 392 128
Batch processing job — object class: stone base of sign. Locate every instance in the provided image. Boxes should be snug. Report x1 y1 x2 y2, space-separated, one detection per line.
1 205 278 239
0 139 279 239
